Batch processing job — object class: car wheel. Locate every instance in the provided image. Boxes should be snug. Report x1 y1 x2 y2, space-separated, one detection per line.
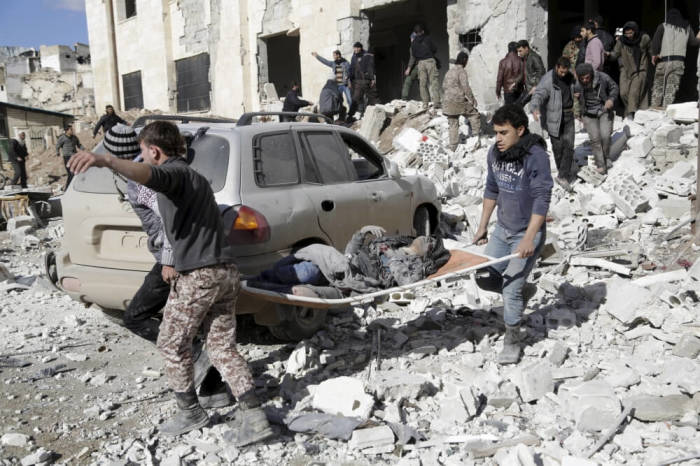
99 307 126 327
413 206 432 236
43 251 61 291
268 304 328 341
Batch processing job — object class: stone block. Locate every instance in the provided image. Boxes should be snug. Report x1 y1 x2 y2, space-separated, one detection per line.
6 215 36 232
655 175 694 197
626 136 652 157
512 361 553 402
576 165 607 186
657 197 691 219
547 341 570 367
605 173 649 218
623 394 693 421
585 190 615 215
665 160 695 179
660 357 700 394
20 447 53 466
666 102 698 123
1 432 31 447
554 218 587 251
562 380 621 432
633 109 665 125
359 105 387 142
369 370 437 401
393 127 423 153
603 279 654 324
10 225 35 247
653 124 683 147
262 82 278 101
348 425 394 450
312 376 374 420
672 334 700 359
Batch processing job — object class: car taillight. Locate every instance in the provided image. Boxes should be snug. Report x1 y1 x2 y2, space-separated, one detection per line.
228 205 270 244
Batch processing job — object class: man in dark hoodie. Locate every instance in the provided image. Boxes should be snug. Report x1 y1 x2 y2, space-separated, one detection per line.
650 8 700 107
409 24 441 107
93 105 127 137
281 83 313 121
473 104 553 365
318 79 346 121
348 42 377 120
608 21 651 118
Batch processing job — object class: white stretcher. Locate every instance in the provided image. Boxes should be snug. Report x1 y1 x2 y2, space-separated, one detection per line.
241 250 520 310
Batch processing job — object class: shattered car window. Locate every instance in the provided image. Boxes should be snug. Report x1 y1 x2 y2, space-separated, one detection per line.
254 132 300 187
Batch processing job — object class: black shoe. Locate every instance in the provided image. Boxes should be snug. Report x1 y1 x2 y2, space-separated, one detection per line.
160 390 210 437
224 406 274 447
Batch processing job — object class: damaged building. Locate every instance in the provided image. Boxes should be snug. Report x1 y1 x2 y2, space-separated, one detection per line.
87 0 699 117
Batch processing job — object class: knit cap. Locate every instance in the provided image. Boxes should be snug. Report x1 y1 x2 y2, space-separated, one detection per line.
103 123 140 159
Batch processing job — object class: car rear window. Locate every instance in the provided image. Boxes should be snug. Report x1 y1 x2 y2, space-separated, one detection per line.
72 134 229 194
253 132 300 187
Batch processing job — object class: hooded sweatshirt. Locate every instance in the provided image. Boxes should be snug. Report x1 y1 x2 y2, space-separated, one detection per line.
484 132 553 233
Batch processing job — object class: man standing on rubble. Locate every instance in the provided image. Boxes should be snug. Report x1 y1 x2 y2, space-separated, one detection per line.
607 21 651 119
348 42 377 121
531 57 577 191
67 121 274 444
496 42 525 105
517 40 546 106
281 82 313 122
312 50 351 109
442 51 480 151
56 125 83 190
93 105 127 138
401 32 420 100
473 104 553 365
8 132 29 188
409 24 441 108
574 63 619 175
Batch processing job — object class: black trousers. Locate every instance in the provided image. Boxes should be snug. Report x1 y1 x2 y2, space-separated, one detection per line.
348 80 378 118
550 111 576 180
10 160 27 188
124 263 171 343
63 156 74 190
504 91 522 105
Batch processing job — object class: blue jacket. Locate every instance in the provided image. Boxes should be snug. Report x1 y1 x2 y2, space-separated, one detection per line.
484 135 553 233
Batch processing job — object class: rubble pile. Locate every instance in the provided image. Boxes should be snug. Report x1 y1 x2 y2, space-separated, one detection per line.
1 100 699 465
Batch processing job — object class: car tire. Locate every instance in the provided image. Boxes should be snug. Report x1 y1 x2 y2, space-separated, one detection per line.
99 307 126 327
268 304 328 341
413 206 432 236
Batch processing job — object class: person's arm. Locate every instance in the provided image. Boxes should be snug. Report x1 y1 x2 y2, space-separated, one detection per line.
687 26 700 47
534 54 546 82
530 76 550 121
608 39 622 61
650 24 664 60
116 115 127 125
56 136 64 156
474 153 499 244
518 154 552 257
314 53 334 68
93 116 104 137
68 151 152 185
406 51 416 75
496 62 504 98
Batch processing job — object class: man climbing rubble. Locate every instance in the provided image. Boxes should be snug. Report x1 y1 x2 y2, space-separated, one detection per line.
472 104 553 365
93 105 127 138
67 121 274 445
442 51 481 152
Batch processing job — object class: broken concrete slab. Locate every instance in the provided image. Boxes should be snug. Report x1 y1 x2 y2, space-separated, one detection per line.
311 376 374 420
623 394 693 422
626 135 652 158
603 279 654 324
633 109 665 126
672 334 700 359
359 105 387 142
369 369 438 401
286 413 363 441
348 425 395 451
562 380 621 432
511 361 553 403
666 102 698 123
652 124 683 147
659 358 700 394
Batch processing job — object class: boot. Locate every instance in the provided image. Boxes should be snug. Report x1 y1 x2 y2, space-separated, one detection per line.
498 324 522 365
224 390 274 447
160 390 210 437
198 368 234 409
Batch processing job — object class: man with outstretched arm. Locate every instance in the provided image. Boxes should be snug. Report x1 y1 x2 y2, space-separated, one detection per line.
472 104 553 365
68 121 273 445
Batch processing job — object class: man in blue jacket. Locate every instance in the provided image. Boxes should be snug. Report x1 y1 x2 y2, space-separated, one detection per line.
473 104 553 365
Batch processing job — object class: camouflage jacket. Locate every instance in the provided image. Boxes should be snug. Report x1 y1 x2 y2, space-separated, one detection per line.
441 65 478 116
562 40 580 74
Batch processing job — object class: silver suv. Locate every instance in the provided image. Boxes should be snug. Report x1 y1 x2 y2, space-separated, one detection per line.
54 114 440 340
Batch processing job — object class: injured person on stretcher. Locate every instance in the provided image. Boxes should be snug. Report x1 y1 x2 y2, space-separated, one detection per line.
246 226 451 298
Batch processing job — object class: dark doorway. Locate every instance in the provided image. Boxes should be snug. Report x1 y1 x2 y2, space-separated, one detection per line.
264 33 302 100
548 0 700 102
364 0 449 103
122 71 143 110
175 53 211 112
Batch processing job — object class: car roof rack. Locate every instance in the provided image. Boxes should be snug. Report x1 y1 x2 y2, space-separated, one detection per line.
236 112 332 126
132 114 237 128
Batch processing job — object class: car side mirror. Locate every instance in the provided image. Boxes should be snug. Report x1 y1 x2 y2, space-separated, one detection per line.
387 160 401 179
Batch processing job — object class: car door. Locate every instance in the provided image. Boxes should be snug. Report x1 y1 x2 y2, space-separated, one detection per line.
293 128 370 250
337 131 413 236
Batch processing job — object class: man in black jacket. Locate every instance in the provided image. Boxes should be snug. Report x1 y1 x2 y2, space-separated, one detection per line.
348 42 378 120
409 24 441 107
8 132 29 188
281 83 313 121
93 105 127 137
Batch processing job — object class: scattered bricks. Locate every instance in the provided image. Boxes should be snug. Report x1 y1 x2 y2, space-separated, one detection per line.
562 380 621 432
546 309 577 329
348 425 395 451
626 135 652 157
623 394 693 422
655 175 694 196
672 334 700 359
633 109 665 125
359 105 387 142
511 361 553 402
312 377 374 420
666 102 698 123
577 165 607 186
605 174 649 218
554 217 587 251
652 124 683 147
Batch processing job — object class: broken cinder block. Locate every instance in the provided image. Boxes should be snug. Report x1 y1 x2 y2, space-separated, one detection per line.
605 173 650 218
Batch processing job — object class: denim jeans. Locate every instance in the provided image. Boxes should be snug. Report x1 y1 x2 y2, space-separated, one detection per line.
477 224 545 326
338 84 352 109
583 111 613 172
260 256 326 285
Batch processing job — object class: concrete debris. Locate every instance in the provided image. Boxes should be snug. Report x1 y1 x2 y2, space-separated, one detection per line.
311 376 374 420
1 433 31 447
562 381 621 432
512 361 554 402
623 395 694 422
348 425 395 452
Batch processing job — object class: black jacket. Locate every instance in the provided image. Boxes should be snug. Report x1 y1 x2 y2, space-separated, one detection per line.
93 113 126 137
597 28 615 52
349 51 375 82
8 139 28 163
145 157 236 273
282 90 311 112
411 34 437 61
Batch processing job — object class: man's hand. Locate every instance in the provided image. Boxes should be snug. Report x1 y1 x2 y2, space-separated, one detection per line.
161 265 177 284
604 99 614 110
473 228 488 246
496 92 501 100
529 86 536 95
67 150 109 174
311 51 318 57
532 109 540 122
652 55 659 65
516 237 536 258
405 68 411 76
370 80 376 88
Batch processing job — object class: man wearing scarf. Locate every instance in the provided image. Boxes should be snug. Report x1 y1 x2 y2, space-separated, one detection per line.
608 21 651 118
650 8 700 107
472 104 553 365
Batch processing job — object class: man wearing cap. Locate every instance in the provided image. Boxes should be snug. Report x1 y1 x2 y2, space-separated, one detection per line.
103 124 232 409
348 42 377 120
94 105 127 137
